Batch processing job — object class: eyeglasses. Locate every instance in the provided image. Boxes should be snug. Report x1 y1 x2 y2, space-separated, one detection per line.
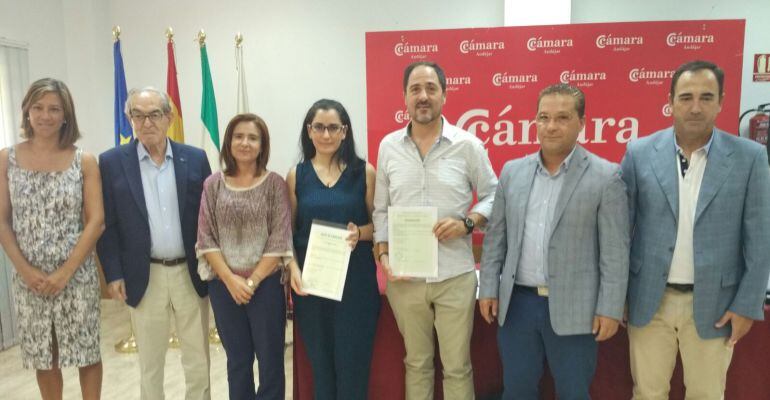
130 111 166 124
309 123 345 136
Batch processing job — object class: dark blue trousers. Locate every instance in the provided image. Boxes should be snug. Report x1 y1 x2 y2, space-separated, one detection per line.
209 274 286 400
498 288 597 400
293 247 380 400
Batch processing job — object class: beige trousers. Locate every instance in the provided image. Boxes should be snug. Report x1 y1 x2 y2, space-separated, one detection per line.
628 288 733 400
129 262 211 400
386 271 478 400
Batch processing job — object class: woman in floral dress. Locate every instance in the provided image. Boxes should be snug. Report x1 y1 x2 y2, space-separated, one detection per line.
0 78 104 400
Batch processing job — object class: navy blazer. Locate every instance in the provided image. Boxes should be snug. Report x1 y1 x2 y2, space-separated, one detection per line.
97 140 212 307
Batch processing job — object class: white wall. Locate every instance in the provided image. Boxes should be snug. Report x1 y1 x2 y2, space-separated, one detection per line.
61 0 112 151
572 0 770 137
4 0 768 169
60 0 503 175
0 0 69 81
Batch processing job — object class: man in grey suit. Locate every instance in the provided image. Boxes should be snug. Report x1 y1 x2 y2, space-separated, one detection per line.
479 83 629 400
622 60 770 399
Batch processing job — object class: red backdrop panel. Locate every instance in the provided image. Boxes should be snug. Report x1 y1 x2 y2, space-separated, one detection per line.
366 20 745 172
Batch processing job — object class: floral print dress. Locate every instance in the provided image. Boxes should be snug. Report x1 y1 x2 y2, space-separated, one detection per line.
7 146 100 369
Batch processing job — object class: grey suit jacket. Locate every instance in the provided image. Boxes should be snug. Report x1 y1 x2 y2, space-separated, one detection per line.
621 127 770 339
479 145 630 335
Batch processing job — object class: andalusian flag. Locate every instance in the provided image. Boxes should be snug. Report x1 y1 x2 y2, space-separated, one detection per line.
235 36 249 113
113 36 132 146
165 34 184 143
199 40 220 171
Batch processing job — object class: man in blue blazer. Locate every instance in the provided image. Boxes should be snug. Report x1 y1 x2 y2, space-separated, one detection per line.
97 87 212 400
622 60 770 399
479 84 629 400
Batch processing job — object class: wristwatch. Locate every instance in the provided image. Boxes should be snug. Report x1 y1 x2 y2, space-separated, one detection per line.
463 216 475 234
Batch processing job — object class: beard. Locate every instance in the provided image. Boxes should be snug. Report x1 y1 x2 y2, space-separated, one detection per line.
411 104 440 125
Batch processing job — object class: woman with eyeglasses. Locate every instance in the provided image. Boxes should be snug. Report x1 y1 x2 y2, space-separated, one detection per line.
0 78 104 399
196 113 293 399
287 99 380 399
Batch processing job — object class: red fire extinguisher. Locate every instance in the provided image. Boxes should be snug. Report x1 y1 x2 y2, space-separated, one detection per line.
740 103 770 146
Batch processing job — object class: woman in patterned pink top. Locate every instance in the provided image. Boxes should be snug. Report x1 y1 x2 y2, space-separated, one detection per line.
196 113 292 399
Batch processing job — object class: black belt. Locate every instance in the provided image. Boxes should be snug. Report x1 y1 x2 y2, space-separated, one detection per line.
150 257 187 266
514 284 549 297
666 283 694 292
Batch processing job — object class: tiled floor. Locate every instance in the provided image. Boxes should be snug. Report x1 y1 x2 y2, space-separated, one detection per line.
0 300 293 399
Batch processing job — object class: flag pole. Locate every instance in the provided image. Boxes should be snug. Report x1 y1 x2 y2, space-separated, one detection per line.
195 28 222 345
163 25 187 348
166 26 180 347
111 24 138 354
234 32 249 114
202 28 222 336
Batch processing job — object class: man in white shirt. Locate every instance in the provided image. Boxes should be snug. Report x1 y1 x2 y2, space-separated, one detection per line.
373 61 498 400
98 88 212 400
621 60 770 399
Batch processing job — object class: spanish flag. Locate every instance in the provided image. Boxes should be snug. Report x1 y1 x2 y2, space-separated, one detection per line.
166 31 184 143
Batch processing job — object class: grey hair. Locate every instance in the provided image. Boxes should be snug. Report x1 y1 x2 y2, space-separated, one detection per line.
124 86 173 116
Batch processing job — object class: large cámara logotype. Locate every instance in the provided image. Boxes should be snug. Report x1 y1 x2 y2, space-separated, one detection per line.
391 106 639 147
456 106 638 147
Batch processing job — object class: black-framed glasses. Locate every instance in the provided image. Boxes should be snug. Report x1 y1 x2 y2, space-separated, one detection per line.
309 123 345 135
130 111 166 124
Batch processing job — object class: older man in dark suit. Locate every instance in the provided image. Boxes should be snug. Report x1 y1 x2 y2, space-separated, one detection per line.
98 87 212 400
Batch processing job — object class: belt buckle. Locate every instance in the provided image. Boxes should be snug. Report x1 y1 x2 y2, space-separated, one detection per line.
152 257 184 266
537 286 549 297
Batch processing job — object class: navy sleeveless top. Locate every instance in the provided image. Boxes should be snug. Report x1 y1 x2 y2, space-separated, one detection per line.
293 160 372 260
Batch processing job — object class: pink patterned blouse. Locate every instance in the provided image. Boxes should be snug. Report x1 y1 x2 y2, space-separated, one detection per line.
196 171 293 279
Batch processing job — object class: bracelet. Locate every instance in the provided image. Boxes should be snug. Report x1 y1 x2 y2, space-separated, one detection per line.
378 252 389 262
357 226 361 240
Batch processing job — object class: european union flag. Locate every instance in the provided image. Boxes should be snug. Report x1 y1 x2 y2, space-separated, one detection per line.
114 39 132 146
